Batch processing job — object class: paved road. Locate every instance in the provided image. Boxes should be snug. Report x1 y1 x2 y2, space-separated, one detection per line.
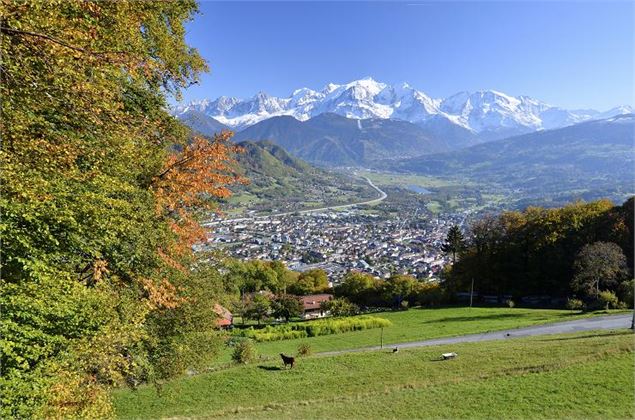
204 175 387 226
318 314 632 357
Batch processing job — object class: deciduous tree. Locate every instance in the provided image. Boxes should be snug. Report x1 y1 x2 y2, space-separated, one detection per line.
0 1 242 416
289 269 330 295
272 294 303 321
571 242 629 300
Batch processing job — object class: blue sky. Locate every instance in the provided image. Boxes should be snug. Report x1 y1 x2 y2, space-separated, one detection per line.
180 1 634 110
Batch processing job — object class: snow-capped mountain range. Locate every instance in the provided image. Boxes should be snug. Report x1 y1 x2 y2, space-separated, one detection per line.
173 77 632 136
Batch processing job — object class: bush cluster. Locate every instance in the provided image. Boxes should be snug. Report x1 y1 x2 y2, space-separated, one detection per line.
231 339 257 364
566 298 585 311
297 343 312 356
233 316 392 342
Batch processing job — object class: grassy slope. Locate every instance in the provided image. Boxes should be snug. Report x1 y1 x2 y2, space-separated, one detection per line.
217 307 624 364
225 141 375 215
114 330 634 419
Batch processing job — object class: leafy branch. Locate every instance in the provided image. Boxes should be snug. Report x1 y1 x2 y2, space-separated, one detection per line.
0 26 130 57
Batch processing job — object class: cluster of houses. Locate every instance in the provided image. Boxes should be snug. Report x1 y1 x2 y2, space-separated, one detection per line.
202 210 467 281
205 208 472 328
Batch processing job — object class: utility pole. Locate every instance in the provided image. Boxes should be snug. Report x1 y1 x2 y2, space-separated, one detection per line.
380 327 384 349
631 307 634 331
469 278 474 308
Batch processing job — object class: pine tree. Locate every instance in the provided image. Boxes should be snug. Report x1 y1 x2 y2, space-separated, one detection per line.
441 225 466 264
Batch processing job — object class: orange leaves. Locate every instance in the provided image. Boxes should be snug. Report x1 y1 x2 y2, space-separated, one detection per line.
154 131 244 211
152 130 246 251
140 277 184 310
91 260 109 283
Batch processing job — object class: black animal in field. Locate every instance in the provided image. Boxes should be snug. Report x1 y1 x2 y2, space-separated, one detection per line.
280 353 295 369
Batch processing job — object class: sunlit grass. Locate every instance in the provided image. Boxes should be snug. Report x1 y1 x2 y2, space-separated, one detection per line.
114 329 634 419
217 307 624 364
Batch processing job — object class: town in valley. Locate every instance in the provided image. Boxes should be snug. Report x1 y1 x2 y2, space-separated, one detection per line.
202 206 469 283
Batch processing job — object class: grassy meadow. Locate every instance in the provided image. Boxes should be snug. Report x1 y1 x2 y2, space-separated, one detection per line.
217 307 623 364
114 329 634 419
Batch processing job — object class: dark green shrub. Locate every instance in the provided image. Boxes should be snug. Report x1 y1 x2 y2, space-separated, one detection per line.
618 280 634 308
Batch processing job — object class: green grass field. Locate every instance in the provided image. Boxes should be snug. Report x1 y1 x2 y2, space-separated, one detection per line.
218 307 623 364
358 171 466 189
114 330 634 419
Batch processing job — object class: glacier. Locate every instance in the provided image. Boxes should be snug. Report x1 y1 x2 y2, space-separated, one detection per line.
173 77 633 134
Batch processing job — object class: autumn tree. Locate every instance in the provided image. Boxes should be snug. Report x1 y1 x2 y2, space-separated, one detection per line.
0 1 242 417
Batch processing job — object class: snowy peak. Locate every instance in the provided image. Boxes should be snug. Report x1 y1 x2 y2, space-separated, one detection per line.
175 78 632 135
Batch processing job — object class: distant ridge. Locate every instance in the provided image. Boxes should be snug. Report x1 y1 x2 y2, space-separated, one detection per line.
179 109 229 137
232 113 449 166
389 114 635 206
174 77 632 141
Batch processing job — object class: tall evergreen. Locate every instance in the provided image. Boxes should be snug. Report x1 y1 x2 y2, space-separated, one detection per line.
441 225 466 264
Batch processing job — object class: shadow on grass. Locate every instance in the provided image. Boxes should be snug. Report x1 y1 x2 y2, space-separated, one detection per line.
257 365 283 371
537 330 629 342
422 313 526 323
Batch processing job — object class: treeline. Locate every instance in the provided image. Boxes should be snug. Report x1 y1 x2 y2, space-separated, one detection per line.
225 260 329 296
446 198 634 305
334 271 443 309
222 261 444 324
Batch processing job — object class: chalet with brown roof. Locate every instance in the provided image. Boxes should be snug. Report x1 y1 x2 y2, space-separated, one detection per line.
299 294 333 319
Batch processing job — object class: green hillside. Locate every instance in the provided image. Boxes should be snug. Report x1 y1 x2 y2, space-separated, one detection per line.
391 115 634 207
224 141 377 215
233 113 449 166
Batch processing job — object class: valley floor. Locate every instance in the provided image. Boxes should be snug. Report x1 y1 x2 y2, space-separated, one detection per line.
114 329 634 419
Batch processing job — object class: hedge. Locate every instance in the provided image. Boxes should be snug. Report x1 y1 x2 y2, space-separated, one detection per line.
232 316 392 342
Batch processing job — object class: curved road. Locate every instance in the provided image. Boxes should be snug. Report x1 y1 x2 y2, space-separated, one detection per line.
271 175 387 217
318 314 632 357
205 175 387 225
